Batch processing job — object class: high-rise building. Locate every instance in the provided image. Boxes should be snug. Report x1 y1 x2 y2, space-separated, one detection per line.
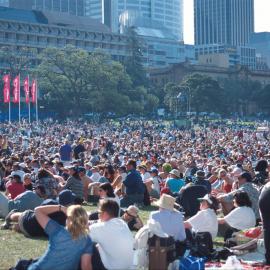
194 0 254 46
9 0 85 16
249 32 270 69
85 0 184 41
0 0 8 7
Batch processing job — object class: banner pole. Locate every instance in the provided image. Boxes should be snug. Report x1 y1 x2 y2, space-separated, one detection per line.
28 75 30 123
19 74 21 124
36 79 38 123
9 101 11 123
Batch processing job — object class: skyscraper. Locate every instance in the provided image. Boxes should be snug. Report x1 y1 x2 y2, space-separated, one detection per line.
85 0 184 41
0 0 8 6
194 0 254 46
9 0 85 16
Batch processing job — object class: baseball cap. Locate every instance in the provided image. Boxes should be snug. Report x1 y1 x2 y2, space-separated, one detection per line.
57 190 76 206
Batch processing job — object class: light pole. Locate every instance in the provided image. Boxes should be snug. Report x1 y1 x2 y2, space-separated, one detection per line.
178 86 191 122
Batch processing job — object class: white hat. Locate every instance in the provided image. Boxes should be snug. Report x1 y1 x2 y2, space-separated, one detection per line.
169 169 181 178
154 194 177 211
198 194 213 205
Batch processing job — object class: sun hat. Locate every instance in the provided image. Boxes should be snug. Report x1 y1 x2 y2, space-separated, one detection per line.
153 194 178 211
169 169 181 178
125 205 139 218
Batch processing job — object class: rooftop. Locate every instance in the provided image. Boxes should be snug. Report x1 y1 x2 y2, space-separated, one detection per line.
0 6 110 32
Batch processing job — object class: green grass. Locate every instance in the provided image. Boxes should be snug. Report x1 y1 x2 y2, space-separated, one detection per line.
0 204 225 269
0 204 157 270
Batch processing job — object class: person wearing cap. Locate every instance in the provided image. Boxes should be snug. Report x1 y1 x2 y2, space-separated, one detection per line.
194 170 211 194
23 173 33 191
150 194 186 243
184 194 219 240
138 165 151 182
5 190 76 238
144 168 160 199
218 191 256 241
164 169 185 194
217 172 260 219
122 205 144 231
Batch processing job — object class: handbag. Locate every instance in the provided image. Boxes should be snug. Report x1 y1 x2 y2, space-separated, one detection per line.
180 255 206 270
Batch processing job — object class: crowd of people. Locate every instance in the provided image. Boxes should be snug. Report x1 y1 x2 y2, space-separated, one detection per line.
0 119 269 269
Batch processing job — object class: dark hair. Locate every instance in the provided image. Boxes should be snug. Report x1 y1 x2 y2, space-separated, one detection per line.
37 168 54 179
127 159 137 169
13 175 22 183
255 160 268 172
233 191 252 207
99 183 115 198
119 166 126 173
99 199 119 218
206 195 219 212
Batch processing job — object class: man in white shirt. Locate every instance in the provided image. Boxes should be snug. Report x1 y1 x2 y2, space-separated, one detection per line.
89 200 134 270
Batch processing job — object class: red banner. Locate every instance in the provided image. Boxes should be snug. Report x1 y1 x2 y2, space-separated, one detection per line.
24 77 30 104
13 75 20 103
3 74 10 103
31 79 37 103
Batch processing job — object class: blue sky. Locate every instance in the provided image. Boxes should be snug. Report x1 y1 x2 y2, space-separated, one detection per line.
184 0 270 44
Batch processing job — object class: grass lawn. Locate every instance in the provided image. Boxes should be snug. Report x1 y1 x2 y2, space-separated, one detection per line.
0 204 157 270
0 204 224 270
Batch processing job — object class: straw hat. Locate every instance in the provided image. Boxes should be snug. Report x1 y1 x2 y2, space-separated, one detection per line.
154 194 177 211
126 205 139 218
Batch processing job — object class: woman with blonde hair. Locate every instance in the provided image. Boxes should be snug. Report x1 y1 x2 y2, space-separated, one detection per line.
12 205 93 270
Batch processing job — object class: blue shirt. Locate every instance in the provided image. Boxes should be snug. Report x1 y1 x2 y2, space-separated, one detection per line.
60 144 72 161
150 209 186 241
29 220 93 270
8 191 43 212
123 169 145 195
166 178 185 193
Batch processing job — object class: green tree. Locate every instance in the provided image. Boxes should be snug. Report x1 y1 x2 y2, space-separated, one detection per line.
124 27 148 87
34 46 133 117
180 74 224 113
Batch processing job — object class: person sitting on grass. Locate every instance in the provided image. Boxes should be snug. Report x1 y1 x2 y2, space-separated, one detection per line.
184 194 219 241
121 205 144 231
11 204 93 270
218 191 256 241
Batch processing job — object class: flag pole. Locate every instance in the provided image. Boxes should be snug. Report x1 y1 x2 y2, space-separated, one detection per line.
8 100 11 123
28 75 30 123
36 79 38 123
18 74 21 124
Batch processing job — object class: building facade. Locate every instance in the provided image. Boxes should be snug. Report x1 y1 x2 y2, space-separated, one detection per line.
249 32 270 69
85 0 184 41
0 0 8 6
196 44 257 70
0 6 129 67
194 0 254 46
9 0 85 16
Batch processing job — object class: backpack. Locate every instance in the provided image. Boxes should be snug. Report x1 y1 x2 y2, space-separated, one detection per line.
180 256 205 270
188 232 214 259
148 234 177 270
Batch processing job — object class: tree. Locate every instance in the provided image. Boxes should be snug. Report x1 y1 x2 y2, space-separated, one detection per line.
34 46 134 117
180 74 224 113
124 27 148 87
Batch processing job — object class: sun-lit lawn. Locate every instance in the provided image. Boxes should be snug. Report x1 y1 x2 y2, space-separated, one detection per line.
0 204 157 270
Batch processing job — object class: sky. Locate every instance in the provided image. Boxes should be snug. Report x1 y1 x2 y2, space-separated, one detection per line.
184 0 270 44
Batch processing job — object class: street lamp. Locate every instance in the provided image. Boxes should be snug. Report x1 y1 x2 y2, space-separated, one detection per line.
178 86 191 118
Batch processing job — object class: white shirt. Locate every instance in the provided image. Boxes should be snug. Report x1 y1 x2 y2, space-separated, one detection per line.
187 208 218 239
141 172 151 182
89 218 134 270
90 172 101 182
224 206 256 230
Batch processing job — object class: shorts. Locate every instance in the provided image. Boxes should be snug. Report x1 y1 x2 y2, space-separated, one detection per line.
18 211 31 237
